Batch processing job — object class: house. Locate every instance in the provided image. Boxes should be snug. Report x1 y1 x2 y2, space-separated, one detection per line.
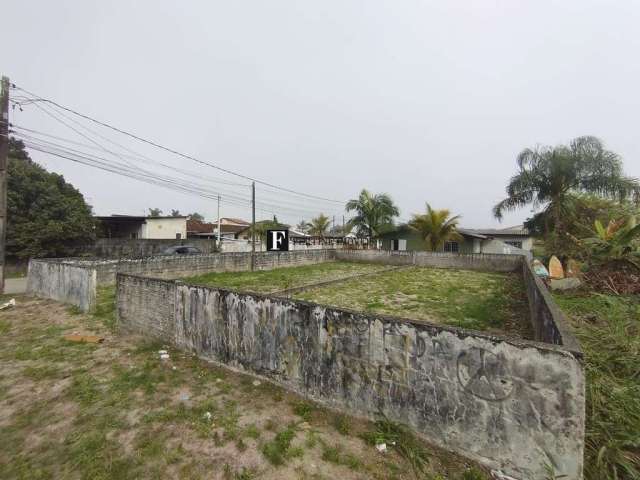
378 225 533 255
214 218 251 239
186 219 216 239
97 215 187 240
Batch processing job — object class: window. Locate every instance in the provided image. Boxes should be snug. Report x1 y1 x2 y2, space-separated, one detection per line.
444 241 459 253
176 233 182 239
504 241 522 249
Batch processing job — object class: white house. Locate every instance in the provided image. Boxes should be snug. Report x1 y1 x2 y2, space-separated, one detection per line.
97 215 187 240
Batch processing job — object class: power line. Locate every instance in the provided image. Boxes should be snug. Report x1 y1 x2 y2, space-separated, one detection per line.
11 84 346 205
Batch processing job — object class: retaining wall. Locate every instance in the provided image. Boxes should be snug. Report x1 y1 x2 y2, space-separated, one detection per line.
336 250 523 272
117 273 585 480
80 238 218 258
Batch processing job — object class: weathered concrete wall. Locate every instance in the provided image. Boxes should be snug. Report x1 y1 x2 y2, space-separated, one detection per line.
81 238 217 258
27 259 97 311
336 250 523 272
28 250 336 311
116 274 585 480
522 260 582 353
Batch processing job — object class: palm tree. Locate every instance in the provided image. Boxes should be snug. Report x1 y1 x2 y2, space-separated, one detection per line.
307 214 331 237
409 204 463 251
345 189 399 240
494 136 640 236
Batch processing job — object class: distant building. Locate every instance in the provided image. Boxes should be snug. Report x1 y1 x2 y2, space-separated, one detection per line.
97 215 187 240
378 225 532 255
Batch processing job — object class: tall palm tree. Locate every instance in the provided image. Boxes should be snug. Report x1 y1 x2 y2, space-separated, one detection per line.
345 189 399 240
409 204 463 251
494 136 640 235
307 214 331 237
295 220 308 233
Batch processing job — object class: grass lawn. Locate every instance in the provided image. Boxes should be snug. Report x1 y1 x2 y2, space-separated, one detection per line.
182 262 389 294
294 267 531 336
553 291 640 480
0 291 490 480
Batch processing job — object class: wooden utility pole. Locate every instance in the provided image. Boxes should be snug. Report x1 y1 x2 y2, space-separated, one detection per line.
217 195 221 251
0 77 9 294
251 182 255 271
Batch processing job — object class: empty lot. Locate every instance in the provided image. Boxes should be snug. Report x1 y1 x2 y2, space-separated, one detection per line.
0 294 489 480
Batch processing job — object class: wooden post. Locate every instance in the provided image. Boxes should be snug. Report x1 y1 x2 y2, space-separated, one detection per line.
0 77 9 294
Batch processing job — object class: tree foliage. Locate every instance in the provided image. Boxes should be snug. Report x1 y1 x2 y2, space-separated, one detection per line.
345 189 399 239
188 212 205 222
494 136 640 244
306 214 330 237
170 209 181 217
148 207 162 216
581 216 640 268
7 138 95 259
408 204 463 251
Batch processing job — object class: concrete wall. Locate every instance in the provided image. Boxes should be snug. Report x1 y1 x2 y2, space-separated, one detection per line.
28 249 336 312
141 217 187 239
87 238 217 258
117 274 585 480
336 250 523 272
27 259 97 311
522 260 582 353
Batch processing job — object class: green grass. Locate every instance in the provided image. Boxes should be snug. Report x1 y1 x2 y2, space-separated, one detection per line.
260 423 300 466
94 286 117 331
553 291 640 480
182 261 388 294
295 267 530 334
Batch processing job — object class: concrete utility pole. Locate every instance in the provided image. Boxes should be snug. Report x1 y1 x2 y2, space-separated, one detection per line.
217 195 221 251
251 181 255 271
0 77 9 294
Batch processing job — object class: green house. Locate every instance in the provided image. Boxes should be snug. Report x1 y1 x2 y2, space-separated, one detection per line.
377 225 533 255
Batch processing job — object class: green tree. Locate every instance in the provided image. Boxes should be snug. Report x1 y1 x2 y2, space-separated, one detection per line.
345 189 399 240
408 204 463 251
148 207 163 216
307 214 331 237
7 138 95 259
188 212 205 222
494 136 640 242
170 209 181 217
582 216 640 268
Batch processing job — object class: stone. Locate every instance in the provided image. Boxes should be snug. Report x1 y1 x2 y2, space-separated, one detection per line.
548 255 564 279
550 277 582 291
532 259 549 278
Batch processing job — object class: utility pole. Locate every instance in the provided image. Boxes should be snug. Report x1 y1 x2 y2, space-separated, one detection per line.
0 77 9 294
251 182 255 271
217 195 221 252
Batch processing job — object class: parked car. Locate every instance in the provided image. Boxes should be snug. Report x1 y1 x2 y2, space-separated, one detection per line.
161 245 202 255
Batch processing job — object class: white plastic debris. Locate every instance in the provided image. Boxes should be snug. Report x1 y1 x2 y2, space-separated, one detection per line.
376 443 387 453
203 411 212 420
216 378 222 383
252 380 261 387
0 298 15 310
158 350 168 355
159 353 170 360
172 366 177 371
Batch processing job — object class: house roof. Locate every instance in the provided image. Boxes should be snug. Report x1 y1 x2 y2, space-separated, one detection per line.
213 217 251 226
459 225 530 237
97 215 188 222
187 219 215 234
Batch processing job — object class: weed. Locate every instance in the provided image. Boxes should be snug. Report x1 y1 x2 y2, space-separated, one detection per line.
554 292 640 479
244 423 261 439
69 372 100 406
321 444 362 470
333 414 352 435
460 467 489 480
261 423 299 466
292 400 314 421
361 418 430 475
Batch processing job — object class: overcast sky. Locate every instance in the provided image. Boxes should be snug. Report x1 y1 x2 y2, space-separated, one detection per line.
4 1 640 228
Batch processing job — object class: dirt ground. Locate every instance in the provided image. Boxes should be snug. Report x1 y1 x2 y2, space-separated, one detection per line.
0 295 489 480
